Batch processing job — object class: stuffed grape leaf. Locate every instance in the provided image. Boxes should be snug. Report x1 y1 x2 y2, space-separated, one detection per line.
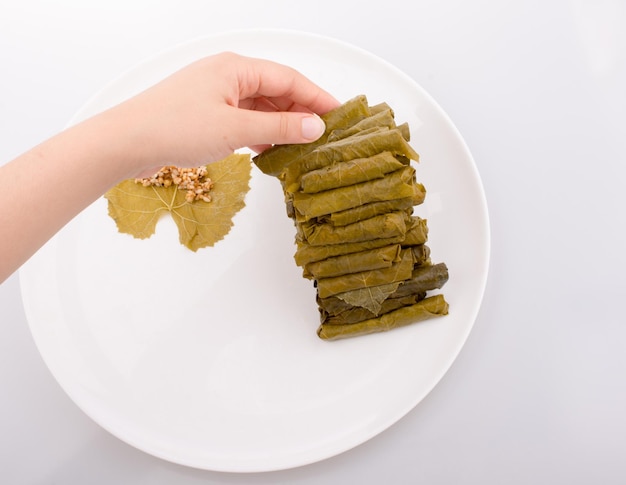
317 295 449 340
253 95 371 176
299 151 406 194
334 281 403 315
105 153 251 251
292 165 417 219
315 249 414 299
304 244 402 279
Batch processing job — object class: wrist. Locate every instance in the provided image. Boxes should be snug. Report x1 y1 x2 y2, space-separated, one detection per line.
85 102 155 182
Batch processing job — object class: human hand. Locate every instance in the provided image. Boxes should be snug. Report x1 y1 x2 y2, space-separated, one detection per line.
109 52 340 178
1 52 341 281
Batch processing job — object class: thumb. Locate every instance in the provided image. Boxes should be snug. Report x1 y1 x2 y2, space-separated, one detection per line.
233 110 326 149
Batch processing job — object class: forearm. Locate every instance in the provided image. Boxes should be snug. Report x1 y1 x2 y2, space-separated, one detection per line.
0 107 140 282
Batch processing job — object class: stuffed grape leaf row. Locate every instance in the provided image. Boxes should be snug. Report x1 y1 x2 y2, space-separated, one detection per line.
253 95 449 340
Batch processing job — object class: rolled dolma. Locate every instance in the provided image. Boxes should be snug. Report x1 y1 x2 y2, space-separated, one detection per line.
299 151 406 193
327 109 398 143
329 281 404 315
253 95 371 176
392 262 449 298
293 218 430 267
292 165 417 219
282 128 420 193
317 292 377 316
293 235 406 267
292 182 425 225
303 244 402 279
317 294 449 340
316 261 446 316
298 211 409 246
316 249 414 299
317 196 416 227
320 292 427 325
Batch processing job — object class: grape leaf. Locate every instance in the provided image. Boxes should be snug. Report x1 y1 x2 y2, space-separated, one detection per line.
315 249 414 300
105 153 252 251
335 281 403 314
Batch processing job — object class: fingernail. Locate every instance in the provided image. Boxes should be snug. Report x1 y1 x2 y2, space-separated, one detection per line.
301 115 325 141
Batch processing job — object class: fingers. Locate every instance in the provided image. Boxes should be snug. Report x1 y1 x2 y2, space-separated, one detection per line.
228 107 326 150
227 54 339 151
233 54 340 116
130 53 340 167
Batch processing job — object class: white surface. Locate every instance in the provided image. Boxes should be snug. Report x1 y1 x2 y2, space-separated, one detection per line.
1 0 625 483
18 30 489 473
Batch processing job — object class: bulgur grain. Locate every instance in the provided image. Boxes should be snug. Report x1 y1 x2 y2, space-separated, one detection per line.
135 166 214 203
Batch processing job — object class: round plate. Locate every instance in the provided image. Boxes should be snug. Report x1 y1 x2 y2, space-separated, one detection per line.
20 29 489 472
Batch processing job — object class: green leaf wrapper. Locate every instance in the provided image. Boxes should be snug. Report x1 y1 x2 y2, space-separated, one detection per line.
298 211 410 246
294 235 406 267
253 95 371 176
304 244 402 279
317 294 449 340
317 261 447 316
316 249 414 299
292 165 417 219
299 151 406 194
317 196 416 227
282 128 420 194
320 292 427 325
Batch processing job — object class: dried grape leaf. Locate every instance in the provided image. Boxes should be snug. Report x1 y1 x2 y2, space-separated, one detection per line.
326 108 397 143
293 235 406 267
317 295 449 340
253 95 371 176
299 152 405 194
299 211 409 246
282 128 419 193
335 281 403 314
316 249 414 299
105 153 251 251
321 292 427 325
304 244 401 280
292 165 417 219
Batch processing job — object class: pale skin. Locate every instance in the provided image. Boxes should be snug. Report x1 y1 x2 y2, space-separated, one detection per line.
0 52 340 283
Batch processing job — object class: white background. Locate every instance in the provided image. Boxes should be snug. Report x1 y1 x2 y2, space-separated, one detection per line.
1 0 625 483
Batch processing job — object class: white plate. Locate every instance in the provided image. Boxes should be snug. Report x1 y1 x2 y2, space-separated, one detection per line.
20 29 489 472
